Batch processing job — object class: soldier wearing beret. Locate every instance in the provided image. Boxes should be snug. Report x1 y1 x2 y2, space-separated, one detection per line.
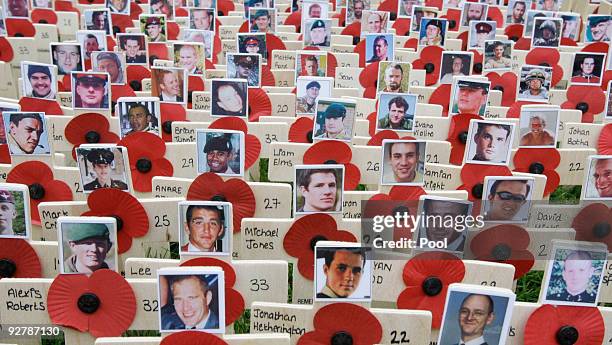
7 112 46 155
296 81 320 114
83 149 129 191
63 222 113 274
484 41 511 70
26 64 55 99
419 19 443 46
308 19 329 47
547 250 598 304
533 19 559 47
520 69 548 100
204 136 238 174
378 96 413 131
0 191 19 237
74 74 109 109
315 103 351 140
472 22 493 48
231 55 258 86
251 9 272 33
588 15 611 42
144 16 166 42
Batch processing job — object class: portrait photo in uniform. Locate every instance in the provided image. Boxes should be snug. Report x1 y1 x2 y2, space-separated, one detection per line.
0 183 30 239
237 33 268 63
464 119 515 165
3 0 28 18
397 0 419 18
531 17 562 48
460 2 487 27
304 18 332 49
437 284 515 345
140 15 167 42
107 0 130 14
607 81 612 119
376 92 417 132
117 97 160 138
227 53 261 87
560 13 580 41
294 164 344 214
346 0 369 24
585 15 611 42
158 267 225 333
410 6 438 33
360 10 389 36
518 106 559 147
415 196 472 254
58 216 118 275
506 0 529 24
189 8 215 31
182 29 214 59
149 0 174 21
481 176 534 223
364 33 394 63
91 51 127 85
196 129 244 176
483 40 512 71
296 51 328 79
583 155 612 200
542 240 607 307
3 112 50 155
517 65 552 102
178 201 232 255
314 244 372 301
312 98 357 142
468 21 496 50
173 43 205 75
210 79 248 118
523 10 555 37
71 72 111 110
570 52 605 86
295 76 332 115
377 61 411 94
76 146 130 193
249 8 276 33
151 67 187 104
50 43 84 76
418 18 446 47
440 52 473 84
84 9 112 34
76 30 107 61
301 0 329 25
20 62 57 100
0 102 20 145
117 34 148 65
449 78 490 116
381 139 426 185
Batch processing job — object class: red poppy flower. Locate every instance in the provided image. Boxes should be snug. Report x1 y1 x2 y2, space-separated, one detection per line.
0 238 42 279
504 24 523 41
441 9 461 32
486 6 503 27
341 22 361 45
303 141 361 190
470 49 483 75
18 97 63 115
513 148 560 196
265 34 286 61
7 161 72 224
65 113 120 160
148 42 169 63
486 72 517 107
403 37 418 50
393 18 411 36
524 304 604 345
111 14 134 33
359 61 380 89
470 225 534 279
582 41 609 54
514 37 532 51
81 189 149 254
377 0 396 13
161 331 229 345
209 117 261 169
54 0 79 13
331 8 345 26
289 117 315 143
446 113 483 165
397 251 465 329
600 70 612 91
412 46 444 86
572 203 612 251
598 123 612 154
106 36 117 52
166 21 180 40
525 48 563 87
174 7 188 17
561 85 605 123
180 257 245 325
126 65 151 92
47 269 137 337
506 100 539 118
217 0 235 15
261 64 276 86
129 2 143 21
159 103 187 142
187 172 255 233
111 84 136 103
428 83 452 116
0 145 10 164
118 132 174 192
425 0 442 9
283 214 357 280
5 18 35 37
560 37 578 46
0 37 13 62
366 111 378 136
367 131 415 146
297 303 382 345
31 8 57 24
456 31 468 51
247 88 272 122
458 164 512 200
284 11 302 31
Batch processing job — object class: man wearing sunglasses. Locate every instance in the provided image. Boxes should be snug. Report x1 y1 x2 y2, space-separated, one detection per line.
317 247 366 299
485 179 530 221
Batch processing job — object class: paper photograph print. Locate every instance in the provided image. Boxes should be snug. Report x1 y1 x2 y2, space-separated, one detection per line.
517 65 552 102
117 34 148 64
227 53 261 87
583 155 612 200
249 7 276 33
151 67 187 104
361 10 389 35
107 0 130 14
85 9 112 34
76 146 130 193
468 21 496 50
377 61 410 93
304 18 332 49
410 6 437 32
531 17 562 48
585 15 611 42
536 0 561 10
397 0 419 18
506 0 530 24
91 51 127 85
0 102 20 145
365 33 394 63
559 13 580 41
140 15 167 42
237 33 268 63
376 92 417 132
415 196 472 254
464 119 515 166
541 240 607 306
483 40 512 71
117 97 160 138
301 1 329 23
196 129 245 176
57 216 118 275
524 10 555 37
245 0 271 18
570 52 605 86
3 112 50 155
178 201 232 255
418 18 446 47
380 139 426 185
189 8 215 31
294 164 344 214
173 43 206 75
149 0 174 20
482 176 534 223
312 98 356 141
76 30 108 61
440 52 473 84
210 79 249 117
71 72 111 110
158 267 226 333
450 77 489 116
314 244 372 301
20 62 57 100
296 51 328 79
0 183 31 239
182 30 214 59
346 0 369 23
437 284 515 345
295 76 333 115
460 2 487 27
3 0 28 18
50 43 84 75
518 107 559 147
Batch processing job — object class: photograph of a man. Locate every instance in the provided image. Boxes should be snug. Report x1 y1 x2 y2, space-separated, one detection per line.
483 41 512 71
22 63 56 99
586 15 611 42
455 294 495 345
366 34 391 63
461 2 486 27
315 246 371 300
93 52 125 84
295 165 343 213
483 178 533 222
0 188 27 238
211 80 248 117
419 18 445 46
4 0 28 17
142 15 167 42
72 73 109 109
377 94 416 131
418 197 471 253
296 80 321 114
571 53 605 86
86 10 110 33
313 101 355 140
305 19 330 48
584 156 612 199
440 54 470 84
119 35 147 64
152 68 186 104
60 220 116 274
507 0 526 24
299 54 326 77
190 8 214 30
378 62 409 93
466 121 513 164
532 18 560 47
518 67 551 102
518 110 557 147
174 44 204 75
250 8 274 33
199 133 241 175
4 112 48 155
381 140 425 185
79 148 129 192
51 44 83 75
107 0 129 14
180 203 228 253
119 99 160 137
450 79 489 116
469 21 495 49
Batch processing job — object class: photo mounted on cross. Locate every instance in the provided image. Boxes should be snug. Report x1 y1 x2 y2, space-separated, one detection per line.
314 243 372 302
0 183 31 239
481 176 535 223
196 129 245 176
312 97 356 142
464 119 515 166
91 51 127 85
449 77 489 116
376 93 417 132
117 97 161 138
377 61 411 93
178 200 232 256
210 79 249 118
294 164 345 214
117 34 148 65
227 53 261 87
3 112 50 156
20 62 57 100
380 139 426 185
296 76 333 115
76 145 131 193
71 72 111 110
151 67 187 104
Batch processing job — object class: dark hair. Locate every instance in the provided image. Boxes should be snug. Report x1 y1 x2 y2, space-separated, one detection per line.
169 275 209 296
121 36 142 50
423 199 469 215
489 41 505 50
305 55 319 64
476 122 511 139
297 168 337 189
321 247 367 268
385 63 403 75
373 35 388 46
461 294 495 315
388 96 409 112
565 250 594 262
513 0 525 8
86 34 98 41
388 141 419 158
9 113 43 131
489 179 530 198
186 205 224 225
92 10 106 18
128 103 152 118
213 81 244 100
